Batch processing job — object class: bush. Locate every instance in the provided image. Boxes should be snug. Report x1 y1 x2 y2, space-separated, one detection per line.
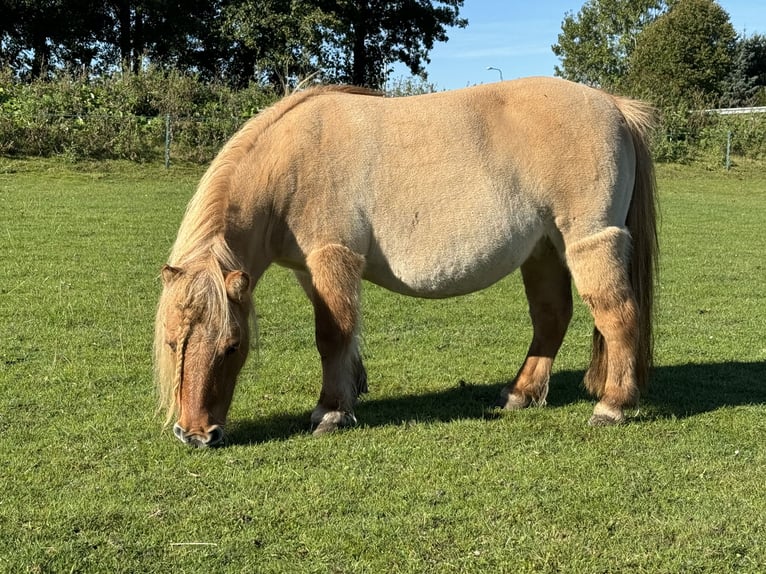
651 99 766 165
1 68 763 166
0 67 277 162
708 113 766 159
652 106 697 163
384 75 438 97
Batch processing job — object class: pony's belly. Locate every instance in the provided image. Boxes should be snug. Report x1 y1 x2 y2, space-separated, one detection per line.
375 264 517 298
365 233 540 298
363 189 547 298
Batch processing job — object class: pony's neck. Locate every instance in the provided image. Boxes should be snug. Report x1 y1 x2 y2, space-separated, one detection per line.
218 161 276 285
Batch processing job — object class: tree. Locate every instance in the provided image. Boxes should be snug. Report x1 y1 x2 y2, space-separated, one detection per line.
218 0 339 88
0 0 110 78
1 0 465 90
552 0 666 90
626 0 736 107
220 0 466 90
0 0 229 78
721 33 766 107
327 0 467 88
105 0 225 75
0 0 217 77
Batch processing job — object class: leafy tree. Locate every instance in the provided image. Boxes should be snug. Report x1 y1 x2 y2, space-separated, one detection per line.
326 0 467 88
626 0 736 107
0 0 110 78
218 0 339 88
223 0 466 88
1 0 217 77
1 0 465 90
0 0 28 71
552 0 666 90
105 1 225 75
220 0 466 90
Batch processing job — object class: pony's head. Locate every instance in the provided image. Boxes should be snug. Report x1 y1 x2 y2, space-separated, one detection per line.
154 261 252 447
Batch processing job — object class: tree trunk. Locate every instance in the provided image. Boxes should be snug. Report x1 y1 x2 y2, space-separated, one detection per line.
351 0 368 86
115 0 132 72
131 5 144 74
30 30 50 79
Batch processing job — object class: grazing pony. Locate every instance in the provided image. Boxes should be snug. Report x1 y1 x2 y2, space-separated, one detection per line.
154 77 658 447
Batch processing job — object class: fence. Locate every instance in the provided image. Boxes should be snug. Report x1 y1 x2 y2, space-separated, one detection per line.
708 106 766 116
1 108 765 167
705 106 766 171
0 111 252 165
705 106 766 169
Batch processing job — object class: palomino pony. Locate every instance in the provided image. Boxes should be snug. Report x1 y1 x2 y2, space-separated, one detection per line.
154 77 658 447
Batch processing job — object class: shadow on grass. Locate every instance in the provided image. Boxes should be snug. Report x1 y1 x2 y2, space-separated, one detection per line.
226 410 315 446
225 361 766 445
646 361 766 418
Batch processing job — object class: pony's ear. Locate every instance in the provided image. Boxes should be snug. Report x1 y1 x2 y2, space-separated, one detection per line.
225 270 251 304
161 264 183 284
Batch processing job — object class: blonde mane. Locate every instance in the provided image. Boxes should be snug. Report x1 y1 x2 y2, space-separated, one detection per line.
155 85 379 424
168 85 380 270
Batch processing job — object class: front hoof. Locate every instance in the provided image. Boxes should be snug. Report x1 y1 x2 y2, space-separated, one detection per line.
495 388 532 410
588 402 625 426
311 408 358 436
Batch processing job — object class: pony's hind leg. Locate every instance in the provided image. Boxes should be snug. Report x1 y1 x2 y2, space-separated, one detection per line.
497 238 573 410
304 244 366 435
565 227 639 425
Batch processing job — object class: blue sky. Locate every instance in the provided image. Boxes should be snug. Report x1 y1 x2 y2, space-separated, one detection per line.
405 1 766 90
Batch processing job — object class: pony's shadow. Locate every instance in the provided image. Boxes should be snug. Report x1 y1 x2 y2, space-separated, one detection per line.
225 361 766 446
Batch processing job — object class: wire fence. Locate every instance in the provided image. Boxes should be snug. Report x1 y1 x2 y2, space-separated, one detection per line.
1 108 764 168
0 111 251 165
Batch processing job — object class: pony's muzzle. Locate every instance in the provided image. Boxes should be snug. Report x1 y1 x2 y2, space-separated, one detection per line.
173 423 225 448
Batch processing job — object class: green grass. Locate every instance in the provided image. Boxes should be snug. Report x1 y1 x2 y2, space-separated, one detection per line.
1 158 765 573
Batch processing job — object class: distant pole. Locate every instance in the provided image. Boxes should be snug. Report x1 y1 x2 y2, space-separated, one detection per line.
725 130 732 171
486 66 504 82
165 114 171 169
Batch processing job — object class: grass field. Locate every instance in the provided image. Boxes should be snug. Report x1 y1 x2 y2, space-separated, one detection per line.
1 158 765 573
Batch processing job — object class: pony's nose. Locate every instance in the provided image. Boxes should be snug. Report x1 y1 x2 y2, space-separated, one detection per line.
173 423 225 448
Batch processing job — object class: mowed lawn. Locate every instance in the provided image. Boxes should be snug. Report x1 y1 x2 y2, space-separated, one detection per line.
1 158 764 573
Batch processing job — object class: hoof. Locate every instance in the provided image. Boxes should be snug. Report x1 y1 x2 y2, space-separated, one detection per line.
311 408 357 436
588 402 625 426
495 388 533 410
496 394 530 410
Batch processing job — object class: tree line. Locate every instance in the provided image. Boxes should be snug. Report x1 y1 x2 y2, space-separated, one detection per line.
553 0 766 109
2 0 763 107
1 0 764 165
0 0 465 90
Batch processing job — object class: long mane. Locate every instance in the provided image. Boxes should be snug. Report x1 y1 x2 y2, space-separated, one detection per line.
168 85 379 270
154 85 380 423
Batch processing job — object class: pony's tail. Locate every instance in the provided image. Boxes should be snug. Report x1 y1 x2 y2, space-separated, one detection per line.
591 97 659 393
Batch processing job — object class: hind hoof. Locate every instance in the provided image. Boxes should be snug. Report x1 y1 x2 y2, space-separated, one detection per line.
588 402 625 426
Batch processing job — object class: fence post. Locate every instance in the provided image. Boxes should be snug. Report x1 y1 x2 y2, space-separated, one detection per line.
725 130 732 171
165 114 172 169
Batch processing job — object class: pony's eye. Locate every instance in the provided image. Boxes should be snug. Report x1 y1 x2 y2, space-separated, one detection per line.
224 343 239 356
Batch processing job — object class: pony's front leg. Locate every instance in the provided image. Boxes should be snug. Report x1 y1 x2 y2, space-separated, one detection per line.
305 244 366 435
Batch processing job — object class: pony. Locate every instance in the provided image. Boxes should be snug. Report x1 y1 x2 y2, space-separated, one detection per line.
154 77 658 447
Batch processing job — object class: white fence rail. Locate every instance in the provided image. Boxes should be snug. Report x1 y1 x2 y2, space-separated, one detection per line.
705 106 766 115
